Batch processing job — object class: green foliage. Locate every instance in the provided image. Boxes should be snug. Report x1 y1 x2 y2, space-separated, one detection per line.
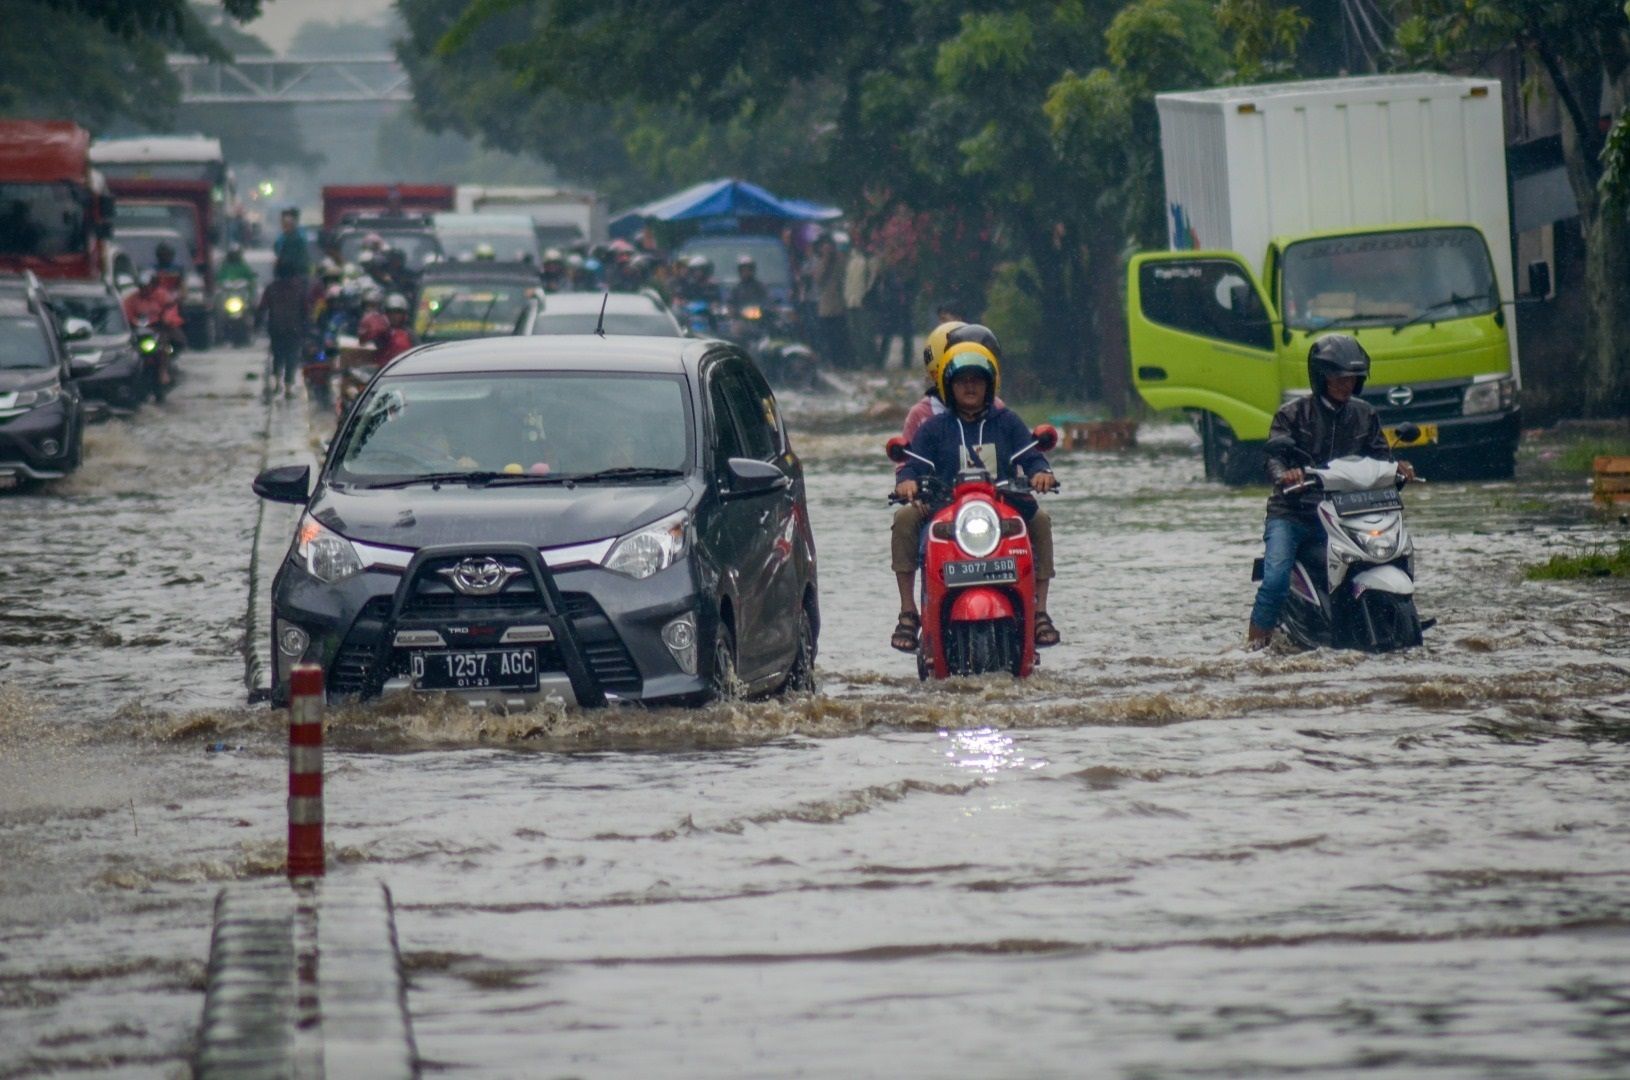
980 260 1046 398
1524 541 1630 580
1216 0 1311 82
0 0 262 129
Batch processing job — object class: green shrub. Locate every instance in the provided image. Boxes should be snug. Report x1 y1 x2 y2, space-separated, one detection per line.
1524 541 1630 580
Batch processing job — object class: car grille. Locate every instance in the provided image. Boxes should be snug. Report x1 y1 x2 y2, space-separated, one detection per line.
1365 382 1466 423
325 585 643 699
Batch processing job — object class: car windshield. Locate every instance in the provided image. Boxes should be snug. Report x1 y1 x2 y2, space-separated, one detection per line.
337 231 442 270
0 182 87 257
0 316 54 369
335 372 692 484
1282 227 1498 331
440 232 539 262
50 293 128 334
532 313 679 337
416 284 533 340
677 237 792 288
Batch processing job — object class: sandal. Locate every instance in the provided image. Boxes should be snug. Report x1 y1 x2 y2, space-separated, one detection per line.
890 611 921 653
1034 611 1060 648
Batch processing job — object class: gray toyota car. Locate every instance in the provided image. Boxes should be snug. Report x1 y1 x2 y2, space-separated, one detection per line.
253 335 818 708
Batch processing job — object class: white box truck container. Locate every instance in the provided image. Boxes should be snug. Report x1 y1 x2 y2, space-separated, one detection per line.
454 185 609 247
1127 73 1524 482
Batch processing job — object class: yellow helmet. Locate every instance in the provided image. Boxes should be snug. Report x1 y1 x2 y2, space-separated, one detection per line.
922 320 967 372
936 341 1001 405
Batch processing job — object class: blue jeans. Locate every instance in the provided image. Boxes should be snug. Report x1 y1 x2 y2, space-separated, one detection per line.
1250 517 1324 631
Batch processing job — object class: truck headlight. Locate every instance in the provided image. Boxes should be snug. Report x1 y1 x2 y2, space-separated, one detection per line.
295 514 364 583
1463 377 1514 416
953 500 1002 558
604 511 688 579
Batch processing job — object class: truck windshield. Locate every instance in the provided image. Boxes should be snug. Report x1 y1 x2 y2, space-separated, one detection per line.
0 182 86 257
1282 227 1497 331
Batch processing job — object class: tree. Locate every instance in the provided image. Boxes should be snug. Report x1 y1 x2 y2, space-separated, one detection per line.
1394 0 1630 416
0 0 263 128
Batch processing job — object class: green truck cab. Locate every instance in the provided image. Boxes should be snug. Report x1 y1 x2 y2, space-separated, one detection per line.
1129 222 1520 483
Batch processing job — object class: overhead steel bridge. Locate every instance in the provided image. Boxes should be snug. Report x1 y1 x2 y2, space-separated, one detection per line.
170 55 411 105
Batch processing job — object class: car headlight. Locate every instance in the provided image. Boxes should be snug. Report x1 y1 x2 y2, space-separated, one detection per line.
295 514 364 583
953 499 1002 558
603 511 688 579
224 295 246 315
14 386 61 408
1463 377 1514 416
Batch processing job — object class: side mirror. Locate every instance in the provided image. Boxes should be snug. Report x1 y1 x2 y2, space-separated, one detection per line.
253 464 311 504
1393 422 1421 446
69 353 101 378
724 457 788 498
1032 424 1059 453
1264 434 1306 464
1526 261 1551 300
885 436 909 464
60 317 93 342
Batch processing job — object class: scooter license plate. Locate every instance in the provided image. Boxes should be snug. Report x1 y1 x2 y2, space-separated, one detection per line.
1384 423 1437 448
943 557 1018 587
1329 489 1403 515
410 648 538 691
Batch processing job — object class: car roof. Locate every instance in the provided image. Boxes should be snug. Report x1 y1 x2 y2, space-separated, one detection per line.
538 291 665 315
381 334 709 377
45 279 115 297
434 212 535 230
0 296 39 317
421 261 540 284
114 227 188 240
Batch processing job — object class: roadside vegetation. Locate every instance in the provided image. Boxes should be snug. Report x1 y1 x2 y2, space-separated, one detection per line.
1525 542 1630 581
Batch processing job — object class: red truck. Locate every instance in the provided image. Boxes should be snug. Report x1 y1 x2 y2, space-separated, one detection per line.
104 177 216 344
0 120 114 280
320 184 456 232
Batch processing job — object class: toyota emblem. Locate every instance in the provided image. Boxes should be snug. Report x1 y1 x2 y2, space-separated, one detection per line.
438 557 523 597
1387 385 1414 407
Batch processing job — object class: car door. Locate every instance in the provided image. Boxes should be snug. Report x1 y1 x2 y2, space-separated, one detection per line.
700 356 783 682
730 363 803 671
1126 252 1281 441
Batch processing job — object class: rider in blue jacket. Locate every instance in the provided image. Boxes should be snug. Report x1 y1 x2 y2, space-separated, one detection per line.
891 340 1058 651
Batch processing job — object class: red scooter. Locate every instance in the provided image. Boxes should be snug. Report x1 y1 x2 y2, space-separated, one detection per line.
886 425 1058 680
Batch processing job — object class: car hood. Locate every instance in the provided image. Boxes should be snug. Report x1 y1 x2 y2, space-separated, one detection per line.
0 368 59 395
311 479 696 552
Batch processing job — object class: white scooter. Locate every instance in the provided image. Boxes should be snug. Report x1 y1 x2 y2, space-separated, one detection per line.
1255 427 1432 651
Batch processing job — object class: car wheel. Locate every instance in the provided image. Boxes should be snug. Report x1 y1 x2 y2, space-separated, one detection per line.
710 622 741 701
779 606 817 695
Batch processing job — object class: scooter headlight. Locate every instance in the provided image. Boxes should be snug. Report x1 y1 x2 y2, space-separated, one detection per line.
953 500 1002 559
224 295 246 315
295 514 364 583
1351 525 1398 560
137 334 159 354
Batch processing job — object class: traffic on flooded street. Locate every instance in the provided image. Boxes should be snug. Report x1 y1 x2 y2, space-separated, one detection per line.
5 2 1630 1078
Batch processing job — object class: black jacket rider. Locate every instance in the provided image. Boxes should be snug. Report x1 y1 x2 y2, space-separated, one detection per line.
1264 393 1392 520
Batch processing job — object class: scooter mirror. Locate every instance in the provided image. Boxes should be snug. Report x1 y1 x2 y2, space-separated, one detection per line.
1264 434 1299 458
1032 425 1059 453
1393 422 1421 445
885 436 909 464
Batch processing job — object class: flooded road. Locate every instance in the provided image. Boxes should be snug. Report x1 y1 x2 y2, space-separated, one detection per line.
2 356 1628 1078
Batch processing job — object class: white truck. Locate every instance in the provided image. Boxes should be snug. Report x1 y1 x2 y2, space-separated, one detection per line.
454 185 609 248
1128 74 1527 481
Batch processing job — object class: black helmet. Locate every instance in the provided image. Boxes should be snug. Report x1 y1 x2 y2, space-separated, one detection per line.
1307 334 1370 396
945 322 1002 364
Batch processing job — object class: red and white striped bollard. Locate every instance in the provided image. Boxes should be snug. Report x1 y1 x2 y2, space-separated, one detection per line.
287 664 324 879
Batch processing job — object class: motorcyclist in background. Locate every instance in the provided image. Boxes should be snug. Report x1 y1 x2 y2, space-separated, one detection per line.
356 287 388 344
151 240 186 296
122 270 187 353
890 338 1058 652
727 254 769 311
218 246 256 287
540 248 568 292
366 293 417 364
1247 335 1416 650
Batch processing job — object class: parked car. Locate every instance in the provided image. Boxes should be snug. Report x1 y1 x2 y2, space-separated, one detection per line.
518 290 682 337
46 278 147 412
0 275 86 486
253 335 818 708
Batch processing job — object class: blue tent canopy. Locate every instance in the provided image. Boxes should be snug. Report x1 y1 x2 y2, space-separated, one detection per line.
610 179 840 238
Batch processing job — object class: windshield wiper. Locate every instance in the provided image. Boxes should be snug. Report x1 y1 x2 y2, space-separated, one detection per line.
1393 291 1492 333
357 470 504 489
558 466 686 483
1303 311 1407 331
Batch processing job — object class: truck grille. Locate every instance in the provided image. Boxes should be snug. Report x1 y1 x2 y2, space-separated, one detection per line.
1365 382 1466 424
